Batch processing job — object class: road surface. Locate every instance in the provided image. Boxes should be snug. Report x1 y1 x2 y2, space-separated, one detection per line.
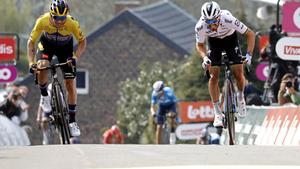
0 145 299 169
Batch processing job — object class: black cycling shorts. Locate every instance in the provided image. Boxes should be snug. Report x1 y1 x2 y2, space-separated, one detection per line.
36 35 76 79
207 32 243 66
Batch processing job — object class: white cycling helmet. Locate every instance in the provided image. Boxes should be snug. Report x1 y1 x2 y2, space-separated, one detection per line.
153 81 164 93
201 1 221 20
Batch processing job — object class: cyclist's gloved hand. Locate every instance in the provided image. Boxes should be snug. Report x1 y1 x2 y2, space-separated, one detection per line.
244 53 252 65
67 57 77 67
202 56 211 70
29 62 37 74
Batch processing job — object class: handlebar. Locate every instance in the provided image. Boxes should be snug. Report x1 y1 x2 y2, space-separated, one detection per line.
35 62 70 71
204 54 250 79
33 61 74 84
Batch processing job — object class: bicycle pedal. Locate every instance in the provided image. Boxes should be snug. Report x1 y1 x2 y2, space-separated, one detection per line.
49 115 55 122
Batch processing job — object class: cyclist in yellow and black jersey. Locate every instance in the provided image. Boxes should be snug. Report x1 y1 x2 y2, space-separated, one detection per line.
27 0 87 137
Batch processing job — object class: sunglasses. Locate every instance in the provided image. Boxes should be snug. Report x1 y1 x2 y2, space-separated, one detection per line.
205 18 218 25
52 15 67 21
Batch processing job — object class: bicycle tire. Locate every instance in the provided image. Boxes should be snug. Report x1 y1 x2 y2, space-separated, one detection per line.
52 83 71 144
224 79 236 145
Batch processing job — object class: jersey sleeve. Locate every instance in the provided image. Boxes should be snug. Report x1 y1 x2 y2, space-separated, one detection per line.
170 90 177 103
70 17 85 42
195 21 206 43
29 17 44 44
223 11 248 34
151 92 157 105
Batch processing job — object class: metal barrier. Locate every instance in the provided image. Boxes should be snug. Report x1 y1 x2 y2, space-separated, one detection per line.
0 115 30 146
221 105 300 145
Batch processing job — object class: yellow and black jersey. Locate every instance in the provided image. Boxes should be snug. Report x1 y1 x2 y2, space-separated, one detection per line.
30 12 85 45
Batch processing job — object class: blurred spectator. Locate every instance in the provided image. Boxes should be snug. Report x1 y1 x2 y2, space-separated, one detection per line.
102 125 124 144
278 73 300 106
0 86 28 126
196 123 222 145
196 127 209 145
244 79 265 106
262 24 298 103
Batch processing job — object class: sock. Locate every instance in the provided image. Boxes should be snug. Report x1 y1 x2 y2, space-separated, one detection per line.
68 104 76 123
237 91 244 101
171 127 175 133
213 101 221 114
40 83 48 96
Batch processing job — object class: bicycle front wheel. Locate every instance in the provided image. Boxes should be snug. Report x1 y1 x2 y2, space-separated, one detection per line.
53 84 71 144
224 79 236 145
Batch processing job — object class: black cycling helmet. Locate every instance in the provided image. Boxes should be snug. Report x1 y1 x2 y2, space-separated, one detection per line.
50 0 69 16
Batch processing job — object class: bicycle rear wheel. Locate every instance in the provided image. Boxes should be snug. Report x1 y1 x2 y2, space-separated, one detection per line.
224 79 236 145
52 83 71 144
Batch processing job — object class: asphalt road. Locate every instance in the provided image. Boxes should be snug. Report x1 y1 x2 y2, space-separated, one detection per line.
0 145 300 169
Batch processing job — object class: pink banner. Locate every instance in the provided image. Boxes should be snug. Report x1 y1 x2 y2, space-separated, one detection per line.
282 2 300 33
255 62 269 81
0 65 17 83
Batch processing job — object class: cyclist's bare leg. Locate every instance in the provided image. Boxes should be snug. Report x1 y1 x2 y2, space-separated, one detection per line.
168 112 176 132
64 79 81 136
230 64 245 93
41 121 49 144
64 79 77 104
231 64 247 117
37 60 50 85
156 124 163 144
209 66 223 126
208 66 221 102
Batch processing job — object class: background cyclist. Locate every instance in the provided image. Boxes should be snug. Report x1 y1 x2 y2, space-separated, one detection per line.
27 0 87 137
195 1 255 127
150 81 178 144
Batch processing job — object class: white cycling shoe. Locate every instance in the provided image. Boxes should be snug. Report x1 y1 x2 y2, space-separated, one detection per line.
69 122 81 137
213 113 224 127
41 95 51 113
237 99 247 118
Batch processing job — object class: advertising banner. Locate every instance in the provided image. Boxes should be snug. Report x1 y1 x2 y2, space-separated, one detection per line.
0 36 17 61
275 37 300 61
255 62 269 81
0 65 17 83
223 106 300 145
176 123 209 140
178 101 214 123
282 2 300 33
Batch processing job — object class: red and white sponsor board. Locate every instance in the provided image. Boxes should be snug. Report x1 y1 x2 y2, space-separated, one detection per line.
255 107 300 145
175 123 209 140
178 101 214 123
0 36 17 61
275 37 300 61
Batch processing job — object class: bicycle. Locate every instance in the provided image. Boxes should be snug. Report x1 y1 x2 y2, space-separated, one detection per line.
34 61 72 144
221 56 238 145
205 54 248 145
